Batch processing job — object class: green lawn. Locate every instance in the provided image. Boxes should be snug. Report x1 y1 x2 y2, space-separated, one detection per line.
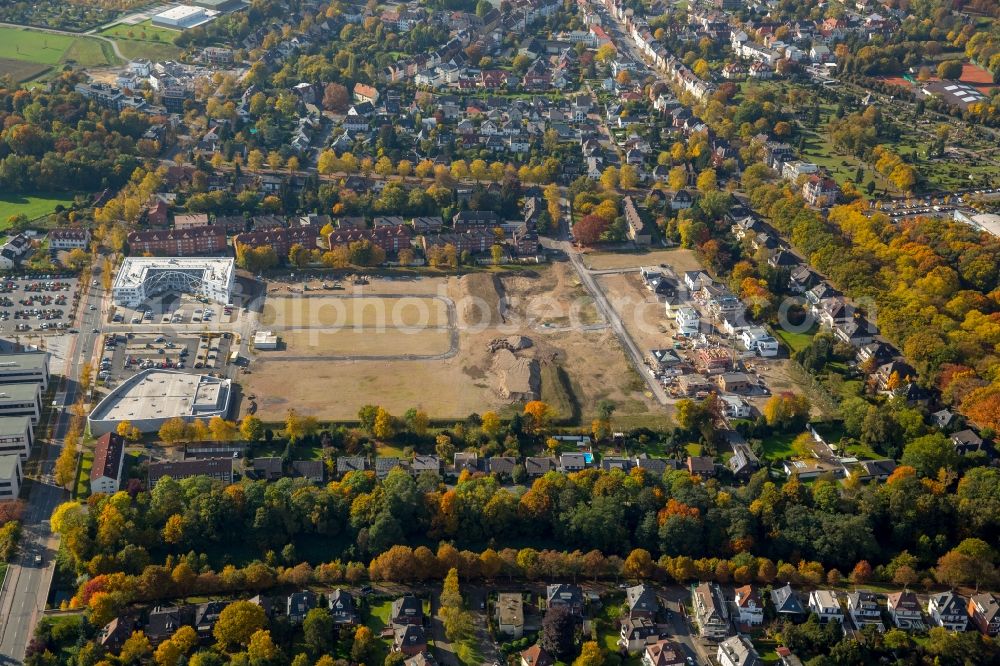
366 600 392 633
774 326 815 355
0 192 76 224
754 639 782 663
595 595 640 666
375 442 408 458
759 432 797 461
363 599 392 664
99 21 182 61
249 441 325 460
844 441 880 460
684 443 703 457
74 451 93 498
0 27 116 69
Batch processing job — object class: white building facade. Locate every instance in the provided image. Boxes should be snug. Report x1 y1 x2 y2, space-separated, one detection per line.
112 257 234 308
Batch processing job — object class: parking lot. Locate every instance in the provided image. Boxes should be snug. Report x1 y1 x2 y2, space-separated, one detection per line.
0 275 80 334
109 293 240 327
97 331 234 386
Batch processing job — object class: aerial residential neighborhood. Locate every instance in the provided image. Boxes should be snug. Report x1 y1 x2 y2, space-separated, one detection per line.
0 0 997 663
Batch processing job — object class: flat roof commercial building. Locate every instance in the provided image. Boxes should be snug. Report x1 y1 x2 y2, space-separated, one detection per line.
921 80 988 110
0 454 23 501
151 5 219 29
0 384 42 424
112 257 234 308
191 0 244 11
0 352 50 391
89 370 232 435
252 331 278 350
0 417 33 460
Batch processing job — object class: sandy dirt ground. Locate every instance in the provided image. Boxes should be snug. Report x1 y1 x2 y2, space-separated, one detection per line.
272 328 453 357
242 265 664 424
596 272 677 352
582 248 704 272
260 295 449 328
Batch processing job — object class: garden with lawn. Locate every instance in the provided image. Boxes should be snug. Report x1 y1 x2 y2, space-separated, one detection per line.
73 451 93 499
774 326 816 356
758 431 798 461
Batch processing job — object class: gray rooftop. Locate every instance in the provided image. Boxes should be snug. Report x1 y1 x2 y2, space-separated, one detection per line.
0 454 20 479
0 416 30 436
0 384 40 402
90 370 230 422
0 352 48 373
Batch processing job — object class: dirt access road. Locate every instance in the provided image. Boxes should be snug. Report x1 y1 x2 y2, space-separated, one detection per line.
551 199 669 406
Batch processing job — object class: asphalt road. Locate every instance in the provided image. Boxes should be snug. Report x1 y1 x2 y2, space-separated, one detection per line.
0 274 105 664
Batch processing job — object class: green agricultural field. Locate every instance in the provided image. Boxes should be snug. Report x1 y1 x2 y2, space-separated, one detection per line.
0 192 76 225
0 26 117 71
99 20 182 61
0 57 50 83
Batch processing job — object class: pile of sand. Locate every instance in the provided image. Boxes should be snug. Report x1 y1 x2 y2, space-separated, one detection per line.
490 348 539 401
456 273 506 325
506 335 532 350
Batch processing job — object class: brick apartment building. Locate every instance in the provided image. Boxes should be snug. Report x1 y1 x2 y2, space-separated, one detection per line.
419 228 495 255
234 227 321 258
127 226 227 256
325 224 413 254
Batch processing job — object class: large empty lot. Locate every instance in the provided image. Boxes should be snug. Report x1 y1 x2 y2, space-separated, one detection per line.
242 265 665 426
583 247 704 273
261 294 450 329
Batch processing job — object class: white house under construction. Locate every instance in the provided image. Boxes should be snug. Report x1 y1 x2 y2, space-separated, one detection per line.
112 257 234 307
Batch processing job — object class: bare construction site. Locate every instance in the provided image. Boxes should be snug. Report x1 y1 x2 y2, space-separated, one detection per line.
241 265 665 426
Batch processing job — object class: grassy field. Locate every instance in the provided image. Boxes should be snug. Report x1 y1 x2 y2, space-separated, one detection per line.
0 57 50 82
0 27 117 70
774 326 815 355
0 193 76 225
540 362 579 423
98 20 182 61
74 451 93 498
